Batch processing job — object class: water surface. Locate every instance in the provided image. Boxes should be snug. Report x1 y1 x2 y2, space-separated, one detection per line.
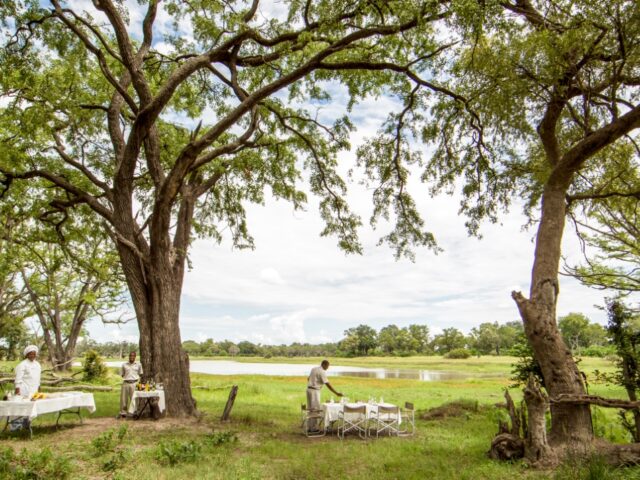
107 359 493 381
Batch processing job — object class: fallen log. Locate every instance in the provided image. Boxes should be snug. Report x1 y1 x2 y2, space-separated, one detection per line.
41 377 79 386
43 385 112 392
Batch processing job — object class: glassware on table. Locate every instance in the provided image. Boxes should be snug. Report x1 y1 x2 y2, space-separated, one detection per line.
379 397 384 404
330 396 334 403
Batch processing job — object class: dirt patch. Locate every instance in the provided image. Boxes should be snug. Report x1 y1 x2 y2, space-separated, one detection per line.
420 400 482 420
3 415 215 449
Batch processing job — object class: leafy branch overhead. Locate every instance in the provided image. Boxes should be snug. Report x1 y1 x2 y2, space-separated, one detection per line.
0 0 480 261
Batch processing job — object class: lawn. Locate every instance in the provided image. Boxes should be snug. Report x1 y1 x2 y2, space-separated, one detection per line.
1 356 638 480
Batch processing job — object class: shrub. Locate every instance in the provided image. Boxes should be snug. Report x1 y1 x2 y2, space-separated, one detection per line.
0 447 72 480
82 350 108 381
156 440 202 466
204 431 238 447
91 424 129 455
445 348 472 359
102 448 131 473
580 345 616 358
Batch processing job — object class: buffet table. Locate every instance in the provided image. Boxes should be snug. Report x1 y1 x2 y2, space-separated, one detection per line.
0 392 96 437
128 390 165 419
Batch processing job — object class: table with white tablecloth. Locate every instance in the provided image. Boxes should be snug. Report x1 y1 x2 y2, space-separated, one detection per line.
0 392 96 436
322 401 401 432
128 390 165 418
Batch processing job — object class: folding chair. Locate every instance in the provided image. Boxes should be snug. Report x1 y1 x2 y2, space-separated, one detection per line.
338 404 367 440
372 405 400 437
301 404 325 437
399 402 415 436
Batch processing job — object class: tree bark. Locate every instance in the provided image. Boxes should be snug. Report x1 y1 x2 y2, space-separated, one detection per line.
114 200 197 417
523 376 556 465
513 182 593 446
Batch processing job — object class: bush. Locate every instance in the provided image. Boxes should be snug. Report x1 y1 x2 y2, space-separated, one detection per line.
0 446 72 480
580 345 616 358
203 431 238 447
156 440 202 466
91 425 129 455
82 350 108 381
445 348 472 359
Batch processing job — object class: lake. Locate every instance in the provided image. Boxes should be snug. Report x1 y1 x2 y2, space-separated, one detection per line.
106 359 494 381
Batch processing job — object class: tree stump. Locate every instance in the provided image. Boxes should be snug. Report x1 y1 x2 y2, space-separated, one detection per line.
524 375 556 466
488 433 525 461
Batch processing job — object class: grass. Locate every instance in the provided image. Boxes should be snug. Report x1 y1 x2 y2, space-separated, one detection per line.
0 356 637 479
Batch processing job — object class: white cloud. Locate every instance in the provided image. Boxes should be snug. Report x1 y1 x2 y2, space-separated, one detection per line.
260 268 286 285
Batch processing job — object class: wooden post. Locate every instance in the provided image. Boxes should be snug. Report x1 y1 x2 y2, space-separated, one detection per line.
221 385 238 421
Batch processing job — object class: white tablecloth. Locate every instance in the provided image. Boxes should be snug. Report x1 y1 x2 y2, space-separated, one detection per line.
128 390 165 414
0 392 96 420
322 402 401 427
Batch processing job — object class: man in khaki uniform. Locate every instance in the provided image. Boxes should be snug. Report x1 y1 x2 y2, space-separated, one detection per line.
306 360 343 431
119 351 143 418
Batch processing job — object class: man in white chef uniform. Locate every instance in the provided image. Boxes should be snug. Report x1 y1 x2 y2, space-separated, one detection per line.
14 345 42 399
11 345 42 431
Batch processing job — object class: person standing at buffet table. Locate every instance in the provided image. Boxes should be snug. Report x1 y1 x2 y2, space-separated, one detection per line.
306 360 343 431
14 345 41 399
119 351 143 418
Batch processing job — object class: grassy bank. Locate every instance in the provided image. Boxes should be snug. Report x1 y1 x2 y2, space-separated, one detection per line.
0 357 637 479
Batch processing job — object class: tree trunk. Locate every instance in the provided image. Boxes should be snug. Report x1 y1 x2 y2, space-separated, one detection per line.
117 240 197 417
513 183 593 446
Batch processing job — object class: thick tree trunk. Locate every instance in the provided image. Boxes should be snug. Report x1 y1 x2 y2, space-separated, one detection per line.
513 183 593 446
116 239 197 417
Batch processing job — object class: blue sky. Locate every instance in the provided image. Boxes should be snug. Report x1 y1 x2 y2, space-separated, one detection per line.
46 1 617 345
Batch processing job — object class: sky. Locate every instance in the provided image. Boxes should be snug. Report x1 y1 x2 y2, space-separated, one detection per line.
27 1 621 345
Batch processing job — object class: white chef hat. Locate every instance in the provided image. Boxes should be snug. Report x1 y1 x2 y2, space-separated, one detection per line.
23 345 38 357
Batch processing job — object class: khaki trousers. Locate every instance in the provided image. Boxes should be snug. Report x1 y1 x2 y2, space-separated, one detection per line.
120 382 136 415
306 388 321 430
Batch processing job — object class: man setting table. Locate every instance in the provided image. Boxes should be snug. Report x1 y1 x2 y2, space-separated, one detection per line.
306 360 343 432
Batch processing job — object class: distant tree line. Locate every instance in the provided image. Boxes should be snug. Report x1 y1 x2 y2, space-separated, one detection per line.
0 311 620 362
90 314 617 359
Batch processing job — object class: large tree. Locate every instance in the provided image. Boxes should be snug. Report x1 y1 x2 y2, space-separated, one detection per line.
416 0 640 448
0 0 461 415
19 234 127 371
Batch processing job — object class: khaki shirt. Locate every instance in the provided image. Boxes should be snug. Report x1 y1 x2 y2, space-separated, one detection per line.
307 366 328 390
121 361 143 382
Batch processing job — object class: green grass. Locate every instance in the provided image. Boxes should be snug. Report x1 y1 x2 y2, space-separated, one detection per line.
0 356 637 479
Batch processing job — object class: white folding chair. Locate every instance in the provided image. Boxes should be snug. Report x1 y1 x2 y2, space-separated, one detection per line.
372 405 400 437
301 404 325 437
338 404 367 440
399 402 415 436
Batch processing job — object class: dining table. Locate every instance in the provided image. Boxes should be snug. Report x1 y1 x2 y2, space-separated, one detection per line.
321 400 401 433
0 392 96 437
